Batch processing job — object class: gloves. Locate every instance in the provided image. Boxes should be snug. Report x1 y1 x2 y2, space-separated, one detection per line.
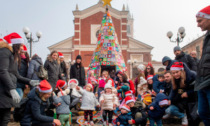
10 89 21 104
30 80 40 87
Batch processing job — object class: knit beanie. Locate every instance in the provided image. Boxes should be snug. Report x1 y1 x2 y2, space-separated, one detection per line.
76 55 82 60
173 46 181 52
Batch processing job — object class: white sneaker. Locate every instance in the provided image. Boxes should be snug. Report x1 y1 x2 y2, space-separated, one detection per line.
181 114 188 126
103 121 107 126
163 114 170 119
83 121 88 125
90 121 94 125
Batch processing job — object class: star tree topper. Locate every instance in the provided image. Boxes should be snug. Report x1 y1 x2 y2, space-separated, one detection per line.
102 0 112 7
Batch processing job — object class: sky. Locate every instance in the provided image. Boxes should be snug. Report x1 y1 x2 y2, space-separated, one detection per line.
0 0 209 61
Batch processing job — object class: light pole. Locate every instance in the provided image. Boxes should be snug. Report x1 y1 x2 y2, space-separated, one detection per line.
166 27 186 46
23 27 42 57
127 59 137 79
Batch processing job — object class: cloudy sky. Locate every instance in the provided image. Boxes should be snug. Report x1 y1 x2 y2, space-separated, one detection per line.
0 0 209 61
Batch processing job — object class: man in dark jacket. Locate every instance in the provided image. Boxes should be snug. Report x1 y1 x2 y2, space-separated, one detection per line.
70 55 85 87
164 71 172 96
173 46 197 72
162 56 177 71
195 5 210 125
190 51 200 65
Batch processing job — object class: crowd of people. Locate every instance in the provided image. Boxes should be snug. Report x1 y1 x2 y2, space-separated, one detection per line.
0 5 210 126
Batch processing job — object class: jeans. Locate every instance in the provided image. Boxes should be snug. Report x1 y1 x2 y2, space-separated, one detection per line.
149 117 162 126
16 88 23 99
165 105 185 118
0 108 11 126
198 88 210 126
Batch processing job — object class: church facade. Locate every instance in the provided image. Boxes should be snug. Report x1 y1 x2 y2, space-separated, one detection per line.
48 1 154 79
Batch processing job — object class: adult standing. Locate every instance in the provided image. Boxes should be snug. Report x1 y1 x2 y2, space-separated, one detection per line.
190 51 200 65
195 6 210 125
44 50 63 89
20 80 61 126
16 45 30 98
144 62 155 80
0 33 39 126
166 62 197 126
70 55 85 87
58 52 68 82
27 54 43 81
173 46 197 72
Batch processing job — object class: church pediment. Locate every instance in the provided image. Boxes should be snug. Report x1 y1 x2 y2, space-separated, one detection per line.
73 2 129 19
128 37 153 52
48 37 73 51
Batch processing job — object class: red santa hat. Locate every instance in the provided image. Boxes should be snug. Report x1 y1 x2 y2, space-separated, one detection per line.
22 45 27 52
125 96 135 105
147 75 154 81
68 79 78 85
196 6 210 19
146 62 153 67
38 80 52 93
170 62 184 71
86 83 94 89
0 38 3 42
4 32 24 46
56 80 67 89
125 90 133 97
121 104 130 111
159 99 169 106
58 52 64 58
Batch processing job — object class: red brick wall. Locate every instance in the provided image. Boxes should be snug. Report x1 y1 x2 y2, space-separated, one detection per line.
80 51 94 67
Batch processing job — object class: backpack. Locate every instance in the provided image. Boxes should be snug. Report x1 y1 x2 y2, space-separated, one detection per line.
36 65 48 80
13 98 29 122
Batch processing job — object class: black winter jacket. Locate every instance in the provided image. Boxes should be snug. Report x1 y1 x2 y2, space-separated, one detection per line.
20 88 54 126
70 63 85 87
17 58 28 89
44 59 63 89
175 52 197 72
195 32 210 91
0 42 30 108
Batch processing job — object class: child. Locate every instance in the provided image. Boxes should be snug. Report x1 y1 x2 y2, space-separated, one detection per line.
125 96 148 126
119 90 135 109
68 79 81 110
100 81 119 126
137 77 150 98
76 84 99 125
53 89 70 126
148 93 169 126
153 74 166 94
147 75 154 91
116 104 133 126
117 82 130 100
90 77 98 94
53 80 71 126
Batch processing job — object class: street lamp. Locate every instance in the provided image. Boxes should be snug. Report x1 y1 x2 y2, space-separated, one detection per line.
166 27 186 46
127 59 137 79
23 27 42 57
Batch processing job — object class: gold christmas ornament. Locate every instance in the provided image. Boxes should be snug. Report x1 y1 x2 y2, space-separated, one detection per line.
102 0 112 7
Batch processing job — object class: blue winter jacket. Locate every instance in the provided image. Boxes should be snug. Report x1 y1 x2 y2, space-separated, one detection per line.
148 93 169 120
153 75 166 94
20 88 54 126
116 112 133 126
162 56 177 70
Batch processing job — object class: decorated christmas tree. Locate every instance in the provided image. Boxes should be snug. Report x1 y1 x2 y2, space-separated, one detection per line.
88 3 127 78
